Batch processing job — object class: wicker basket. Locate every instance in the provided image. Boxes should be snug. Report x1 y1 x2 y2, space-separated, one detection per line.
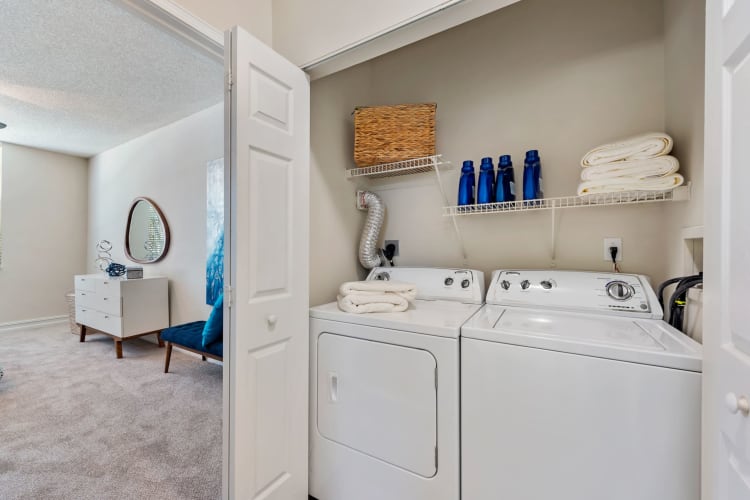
353 103 436 167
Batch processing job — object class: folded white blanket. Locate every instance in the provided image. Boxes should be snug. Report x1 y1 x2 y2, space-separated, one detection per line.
577 173 684 196
337 293 410 313
581 133 673 167
338 280 417 301
580 156 679 182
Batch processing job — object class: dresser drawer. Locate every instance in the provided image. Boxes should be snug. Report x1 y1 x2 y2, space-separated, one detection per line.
96 278 122 296
88 310 123 337
75 305 91 325
75 275 96 292
97 293 122 316
76 290 98 309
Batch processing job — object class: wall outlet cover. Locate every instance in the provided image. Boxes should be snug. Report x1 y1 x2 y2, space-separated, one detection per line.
603 237 623 262
384 240 399 257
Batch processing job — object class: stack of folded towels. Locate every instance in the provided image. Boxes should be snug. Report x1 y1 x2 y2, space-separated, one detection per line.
577 132 684 196
337 280 418 314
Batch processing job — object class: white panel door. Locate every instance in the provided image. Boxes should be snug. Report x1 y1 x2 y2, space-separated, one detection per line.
704 1 750 498
224 26 310 500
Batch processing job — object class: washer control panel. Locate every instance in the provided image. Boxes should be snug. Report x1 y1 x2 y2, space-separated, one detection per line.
486 270 662 318
366 267 486 304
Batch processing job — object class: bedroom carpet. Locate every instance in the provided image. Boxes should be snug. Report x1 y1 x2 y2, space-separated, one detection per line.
0 324 222 499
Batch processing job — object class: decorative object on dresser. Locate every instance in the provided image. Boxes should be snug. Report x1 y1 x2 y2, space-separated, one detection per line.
74 274 169 359
95 239 113 271
126 266 143 279
125 197 170 264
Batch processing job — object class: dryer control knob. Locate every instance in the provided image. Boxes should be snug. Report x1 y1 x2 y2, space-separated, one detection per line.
500 280 511 290
520 280 531 290
606 281 633 301
444 277 454 286
540 280 553 290
461 279 471 289
374 272 390 281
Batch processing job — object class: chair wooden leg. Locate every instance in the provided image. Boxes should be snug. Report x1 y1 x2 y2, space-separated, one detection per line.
156 331 165 348
164 343 173 373
114 339 123 359
79 324 86 343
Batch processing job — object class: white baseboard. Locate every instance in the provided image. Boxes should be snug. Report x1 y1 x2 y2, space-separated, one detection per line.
0 315 68 332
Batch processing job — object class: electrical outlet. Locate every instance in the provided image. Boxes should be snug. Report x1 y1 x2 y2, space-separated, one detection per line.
384 240 399 257
603 238 623 262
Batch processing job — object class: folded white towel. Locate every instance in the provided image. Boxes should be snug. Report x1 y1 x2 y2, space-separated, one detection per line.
581 133 673 167
580 156 679 182
337 293 410 314
577 173 684 196
338 281 417 302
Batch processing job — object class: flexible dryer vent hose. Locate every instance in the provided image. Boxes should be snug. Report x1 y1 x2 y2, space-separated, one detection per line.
356 190 384 269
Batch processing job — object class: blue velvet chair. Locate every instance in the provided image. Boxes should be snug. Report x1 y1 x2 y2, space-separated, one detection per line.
161 321 223 373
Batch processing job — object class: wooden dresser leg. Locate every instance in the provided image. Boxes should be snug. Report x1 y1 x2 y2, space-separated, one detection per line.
115 339 123 359
79 324 86 343
164 343 173 373
156 331 165 348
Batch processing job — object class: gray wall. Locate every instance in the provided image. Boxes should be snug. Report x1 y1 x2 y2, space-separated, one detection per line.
309 0 702 305
88 104 223 326
0 144 88 323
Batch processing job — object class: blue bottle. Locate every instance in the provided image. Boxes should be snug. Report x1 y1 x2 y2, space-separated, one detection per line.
531 150 543 199
523 151 537 202
495 155 515 202
477 157 495 204
457 160 476 205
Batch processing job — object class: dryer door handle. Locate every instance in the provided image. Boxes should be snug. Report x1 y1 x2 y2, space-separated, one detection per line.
329 372 339 403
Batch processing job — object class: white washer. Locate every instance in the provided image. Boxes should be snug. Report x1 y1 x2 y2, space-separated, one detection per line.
309 267 485 500
461 270 702 500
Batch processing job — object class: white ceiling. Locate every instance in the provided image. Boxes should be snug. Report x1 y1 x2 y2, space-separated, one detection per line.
0 0 223 158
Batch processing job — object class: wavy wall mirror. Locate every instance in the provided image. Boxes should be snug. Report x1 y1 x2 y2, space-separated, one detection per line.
125 197 170 264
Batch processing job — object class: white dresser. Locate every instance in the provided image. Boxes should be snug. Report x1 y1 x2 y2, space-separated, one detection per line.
74 274 169 358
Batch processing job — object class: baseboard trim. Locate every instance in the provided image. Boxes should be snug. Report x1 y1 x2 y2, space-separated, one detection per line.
0 316 68 332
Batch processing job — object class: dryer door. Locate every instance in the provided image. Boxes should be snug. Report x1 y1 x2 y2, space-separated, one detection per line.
317 333 438 477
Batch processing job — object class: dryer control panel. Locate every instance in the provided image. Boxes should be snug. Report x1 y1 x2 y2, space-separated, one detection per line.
486 270 663 319
367 267 485 304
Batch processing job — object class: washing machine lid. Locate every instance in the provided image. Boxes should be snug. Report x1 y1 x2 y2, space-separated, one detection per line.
462 305 702 372
310 299 482 339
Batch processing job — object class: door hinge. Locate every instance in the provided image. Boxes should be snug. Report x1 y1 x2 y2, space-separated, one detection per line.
225 71 233 93
224 285 233 309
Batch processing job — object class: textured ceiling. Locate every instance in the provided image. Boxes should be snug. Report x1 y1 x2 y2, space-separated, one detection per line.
0 0 223 158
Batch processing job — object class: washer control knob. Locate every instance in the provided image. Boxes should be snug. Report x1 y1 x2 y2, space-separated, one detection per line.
520 280 531 290
540 280 553 290
606 281 633 301
374 272 390 281
461 279 471 289
500 280 511 290
444 277 454 286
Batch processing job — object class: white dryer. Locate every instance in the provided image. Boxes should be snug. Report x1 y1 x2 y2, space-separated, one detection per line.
309 267 485 500
461 270 702 500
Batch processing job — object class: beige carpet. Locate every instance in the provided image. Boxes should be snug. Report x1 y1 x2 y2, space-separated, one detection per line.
0 324 222 499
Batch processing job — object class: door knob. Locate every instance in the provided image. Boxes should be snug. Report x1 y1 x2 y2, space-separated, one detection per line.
266 315 278 327
724 392 750 416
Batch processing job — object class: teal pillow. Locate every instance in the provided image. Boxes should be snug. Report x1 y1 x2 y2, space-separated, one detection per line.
202 293 223 348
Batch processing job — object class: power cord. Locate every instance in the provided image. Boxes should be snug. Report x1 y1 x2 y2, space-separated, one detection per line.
609 246 621 273
383 243 397 267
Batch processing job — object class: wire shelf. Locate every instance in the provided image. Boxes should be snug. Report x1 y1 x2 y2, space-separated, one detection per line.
442 184 691 217
345 155 451 179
